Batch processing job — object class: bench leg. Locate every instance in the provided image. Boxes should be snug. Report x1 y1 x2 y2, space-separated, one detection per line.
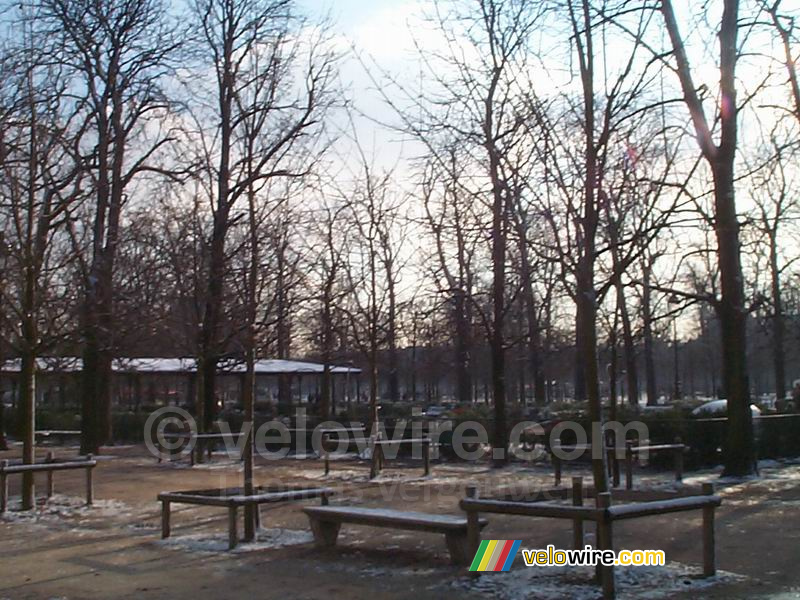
702 483 716 577
228 505 238 550
0 472 7 513
46 452 55 498
161 500 171 539
86 464 94 506
309 518 341 547
445 532 471 566
553 454 561 486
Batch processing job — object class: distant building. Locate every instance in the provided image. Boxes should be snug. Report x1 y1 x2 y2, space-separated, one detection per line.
0 357 361 412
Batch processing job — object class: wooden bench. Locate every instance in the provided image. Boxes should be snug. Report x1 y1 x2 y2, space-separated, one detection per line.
159 486 334 549
303 506 488 565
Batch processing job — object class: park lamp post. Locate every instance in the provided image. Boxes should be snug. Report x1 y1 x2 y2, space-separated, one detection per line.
668 294 681 400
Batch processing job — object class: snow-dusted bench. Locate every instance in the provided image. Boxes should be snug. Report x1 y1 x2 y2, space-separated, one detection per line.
158 486 334 549
303 506 488 565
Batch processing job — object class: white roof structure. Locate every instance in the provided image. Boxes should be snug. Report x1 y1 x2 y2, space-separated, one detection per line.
0 357 360 375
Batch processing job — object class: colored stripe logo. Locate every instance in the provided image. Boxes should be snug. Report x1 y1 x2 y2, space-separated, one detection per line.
469 540 521 572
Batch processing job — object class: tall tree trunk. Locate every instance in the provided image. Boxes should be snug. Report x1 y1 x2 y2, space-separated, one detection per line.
571 0 607 493
662 0 754 476
19 348 36 509
489 169 507 466
387 276 399 404
574 313 586 402
242 348 256 540
611 270 638 407
769 233 786 402
513 213 545 406
713 160 754 475
0 245 7 451
276 251 291 408
454 290 473 404
608 215 639 407
642 256 658 405
320 298 333 420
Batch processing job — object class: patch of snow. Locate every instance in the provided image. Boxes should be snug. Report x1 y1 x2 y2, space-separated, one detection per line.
160 459 243 471
158 527 313 554
0 494 131 523
452 562 746 599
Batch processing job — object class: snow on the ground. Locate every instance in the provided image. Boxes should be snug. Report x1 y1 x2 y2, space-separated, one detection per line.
156 458 244 471
673 459 800 498
301 467 462 486
0 494 132 523
451 562 747 600
157 527 313 554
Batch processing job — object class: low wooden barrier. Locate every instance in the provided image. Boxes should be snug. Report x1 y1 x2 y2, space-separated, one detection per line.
158 485 334 550
320 432 434 479
0 453 96 512
158 432 244 466
369 434 433 479
34 430 82 445
460 479 721 600
550 438 686 489
623 440 685 489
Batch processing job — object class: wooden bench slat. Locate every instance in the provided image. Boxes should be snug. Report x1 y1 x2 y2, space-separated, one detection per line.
158 487 333 507
303 506 486 531
631 444 685 452
460 498 605 521
607 495 722 520
1 461 96 474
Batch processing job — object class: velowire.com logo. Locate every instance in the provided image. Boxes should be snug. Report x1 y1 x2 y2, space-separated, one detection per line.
469 540 521 572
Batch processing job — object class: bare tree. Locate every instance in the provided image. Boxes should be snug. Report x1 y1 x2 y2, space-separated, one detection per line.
339 151 405 428
420 152 480 406
661 0 756 475
305 194 350 419
762 0 800 126
0 26 84 506
38 0 180 454
188 0 336 440
747 136 799 402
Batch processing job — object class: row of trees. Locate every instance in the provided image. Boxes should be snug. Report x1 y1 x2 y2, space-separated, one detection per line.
1 0 800 510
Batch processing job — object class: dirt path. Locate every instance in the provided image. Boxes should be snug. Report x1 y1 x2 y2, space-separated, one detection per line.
1 444 798 599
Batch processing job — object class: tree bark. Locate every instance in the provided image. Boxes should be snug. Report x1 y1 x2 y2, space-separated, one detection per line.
19 349 36 509
642 255 658 405
769 232 786 402
661 0 754 475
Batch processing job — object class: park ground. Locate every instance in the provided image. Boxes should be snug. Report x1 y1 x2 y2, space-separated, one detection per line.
1 444 799 600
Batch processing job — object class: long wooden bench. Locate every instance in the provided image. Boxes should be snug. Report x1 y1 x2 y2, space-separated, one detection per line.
303 506 488 565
